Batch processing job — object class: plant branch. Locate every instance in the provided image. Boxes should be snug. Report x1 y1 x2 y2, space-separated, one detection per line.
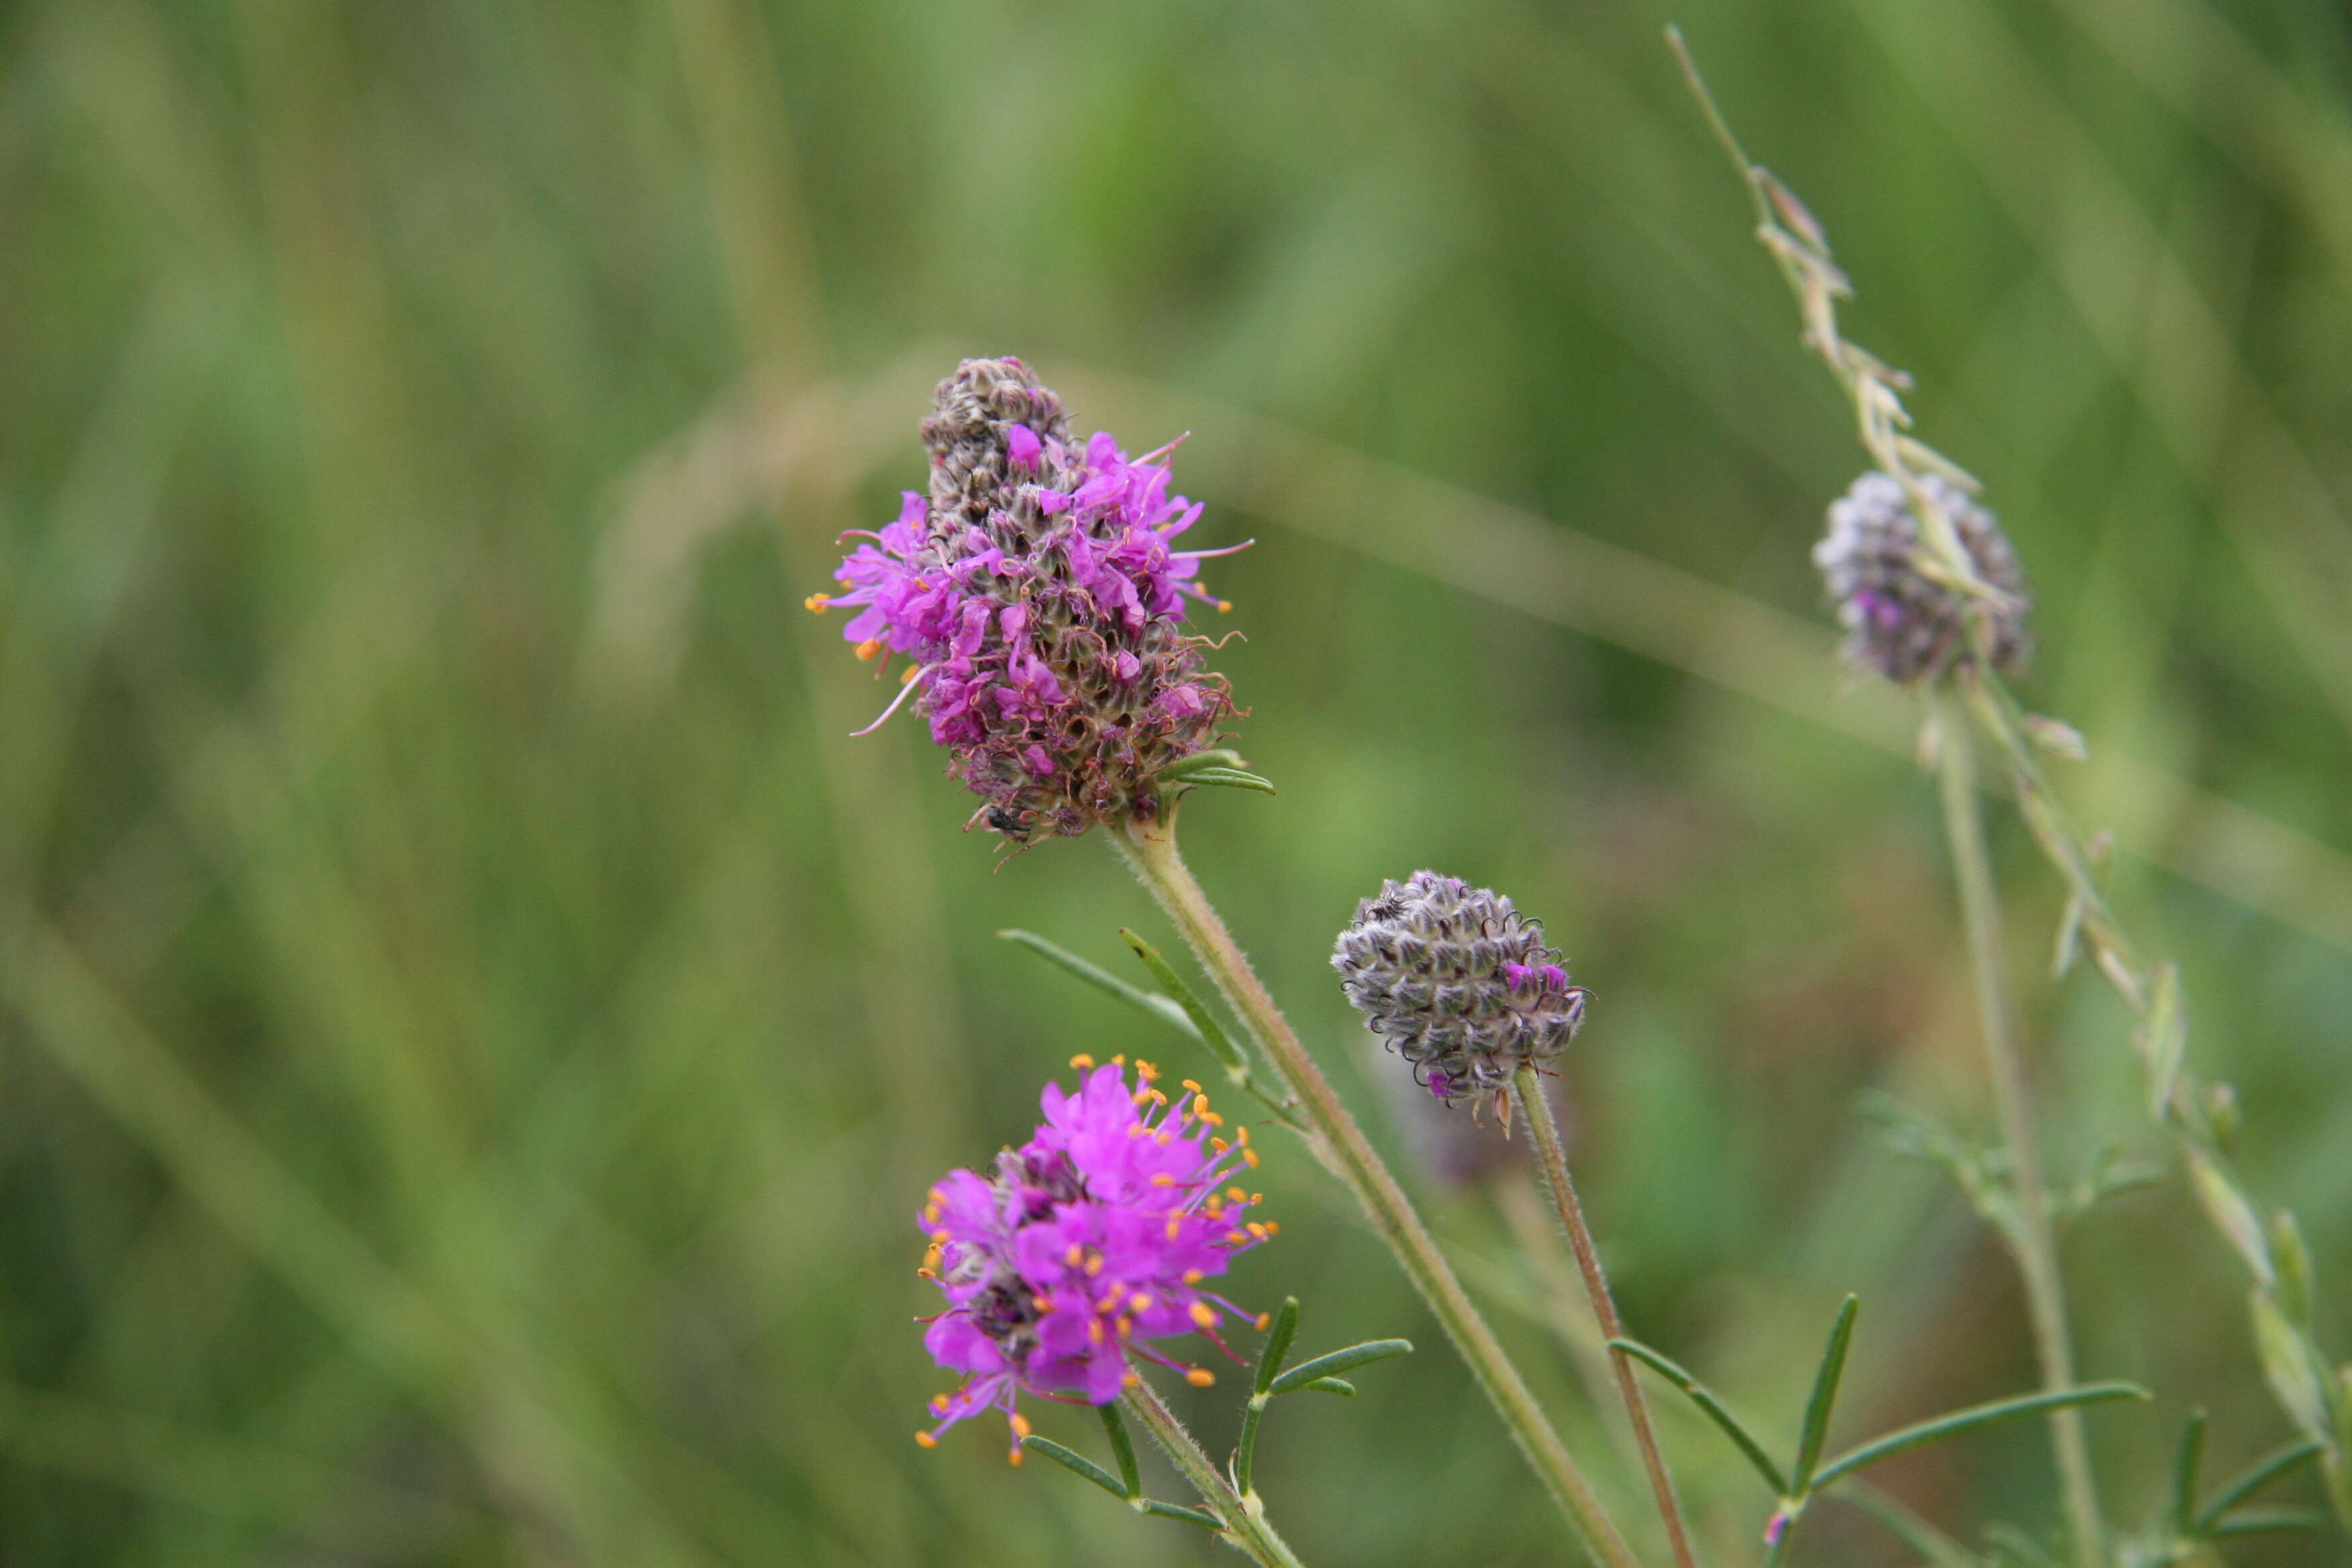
1120 1372 1305 1568
1113 812 1644 1568
1514 1065 1700 1568
1935 688 2107 1568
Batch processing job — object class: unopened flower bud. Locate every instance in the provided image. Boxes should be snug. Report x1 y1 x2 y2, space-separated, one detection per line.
1332 872 1587 1110
1814 471 2030 685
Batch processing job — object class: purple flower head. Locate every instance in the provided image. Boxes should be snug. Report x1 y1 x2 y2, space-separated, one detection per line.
1332 872 1589 1112
914 1061 1271 1455
1813 471 2031 685
811 358 1250 842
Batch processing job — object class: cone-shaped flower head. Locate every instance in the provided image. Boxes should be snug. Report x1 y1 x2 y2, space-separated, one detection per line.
1814 471 2031 685
815 358 1242 841
1332 872 1587 1111
915 1061 1269 1454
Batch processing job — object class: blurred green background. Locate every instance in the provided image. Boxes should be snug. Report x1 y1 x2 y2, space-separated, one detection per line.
5 0 2351 1562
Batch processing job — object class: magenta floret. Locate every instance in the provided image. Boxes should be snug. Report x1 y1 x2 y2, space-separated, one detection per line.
915 1063 1268 1452
814 359 1245 841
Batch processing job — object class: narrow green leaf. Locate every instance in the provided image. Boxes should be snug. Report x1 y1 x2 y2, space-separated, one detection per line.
2142 961 2187 1120
1253 1297 1300 1397
1300 1376 1355 1396
1119 930 1246 1073
1792 1295 1859 1496
1811 1382 2148 1489
1176 767 1276 795
2250 1291 2331 1441
2270 1211 2314 1329
1021 1436 1128 1499
2206 1507 2333 1539
1138 1500 1225 1528
2194 1438 2324 1534
1610 1337 1789 1495
1155 749 1248 782
1098 1402 1142 1500
999 930 1200 1041
2188 1150 2273 1288
2171 1410 2206 1538
2051 893 2084 979
1268 1338 1413 1395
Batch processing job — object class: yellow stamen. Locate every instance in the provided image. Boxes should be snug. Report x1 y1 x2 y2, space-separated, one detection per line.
914 1431 938 1448
1183 1269 1205 1285
1116 1316 1133 1337
1214 600 1232 614
1211 1137 1230 1153
1008 1447 1024 1467
855 638 885 661
1089 1318 1106 1344
1226 1229 1249 1244
1186 1368 1216 1387
1085 1256 1105 1277
1255 1312 1272 1331
805 593 832 613
1111 1054 1126 1067
1246 1222 1269 1240
1010 1413 1032 1439
1069 1053 1096 1069
1263 1222 1280 1236
1127 1123 1145 1138
1206 1197 1224 1216
1165 1217 1181 1240
899 664 918 685
1242 1148 1261 1169
1130 1293 1155 1313
1032 1293 1054 1313
1150 1173 1177 1187
1234 1126 1251 1144
1227 1187 1248 1203
1189 1301 1218 1330
1133 1085 1155 1105
1193 1094 1212 1117
1155 1130 1173 1145
1066 1244 1084 1266
1200 1112 1224 1127
1136 1061 1159 1081
1181 1080 1203 1095
1124 1372 1140 1389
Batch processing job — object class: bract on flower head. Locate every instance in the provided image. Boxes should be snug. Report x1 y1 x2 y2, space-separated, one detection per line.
1333 872 1588 1114
815 358 1246 842
1814 471 2031 685
915 1061 1270 1455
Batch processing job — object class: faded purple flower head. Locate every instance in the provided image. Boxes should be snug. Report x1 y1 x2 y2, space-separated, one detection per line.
1813 471 2030 685
814 358 1245 842
915 1061 1269 1455
1333 873 1587 1112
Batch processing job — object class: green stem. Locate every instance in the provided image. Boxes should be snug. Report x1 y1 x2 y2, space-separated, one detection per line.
1513 1066 1701 1568
1934 689 2108 1568
1114 813 1643 1568
1120 1371 1306 1568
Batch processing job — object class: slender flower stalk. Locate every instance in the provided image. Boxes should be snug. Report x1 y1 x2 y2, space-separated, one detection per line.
1512 1065 1701 1568
1932 689 2104 1568
1120 1373 1306 1568
1113 814 1644 1568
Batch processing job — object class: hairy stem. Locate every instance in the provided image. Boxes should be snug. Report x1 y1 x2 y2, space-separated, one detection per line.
1114 813 1644 1568
1513 1065 1700 1568
1120 1373 1305 1568
1934 691 2107 1568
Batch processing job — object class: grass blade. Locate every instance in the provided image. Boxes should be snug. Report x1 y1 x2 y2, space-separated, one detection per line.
2171 1410 2207 1537
2193 1438 2324 1534
1267 1339 1413 1395
1098 1402 1142 1500
1138 1500 1224 1528
1812 1383 2148 1489
998 929 1199 1041
1610 1337 1790 1495
1792 1295 1860 1496
1118 929 1247 1073
1020 1436 1128 1500
1253 1297 1301 1396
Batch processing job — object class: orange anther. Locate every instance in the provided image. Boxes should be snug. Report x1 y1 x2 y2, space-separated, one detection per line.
1069 1053 1095 1069
914 1431 938 1448
1189 1301 1218 1330
855 638 885 661
805 593 832 613
1186 1368 1216 1387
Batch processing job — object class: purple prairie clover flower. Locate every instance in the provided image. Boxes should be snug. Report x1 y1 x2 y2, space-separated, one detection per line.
1332 873 1589 1114
914 1060 1272 1457
807 358 1250 842
1814 471 2031 685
